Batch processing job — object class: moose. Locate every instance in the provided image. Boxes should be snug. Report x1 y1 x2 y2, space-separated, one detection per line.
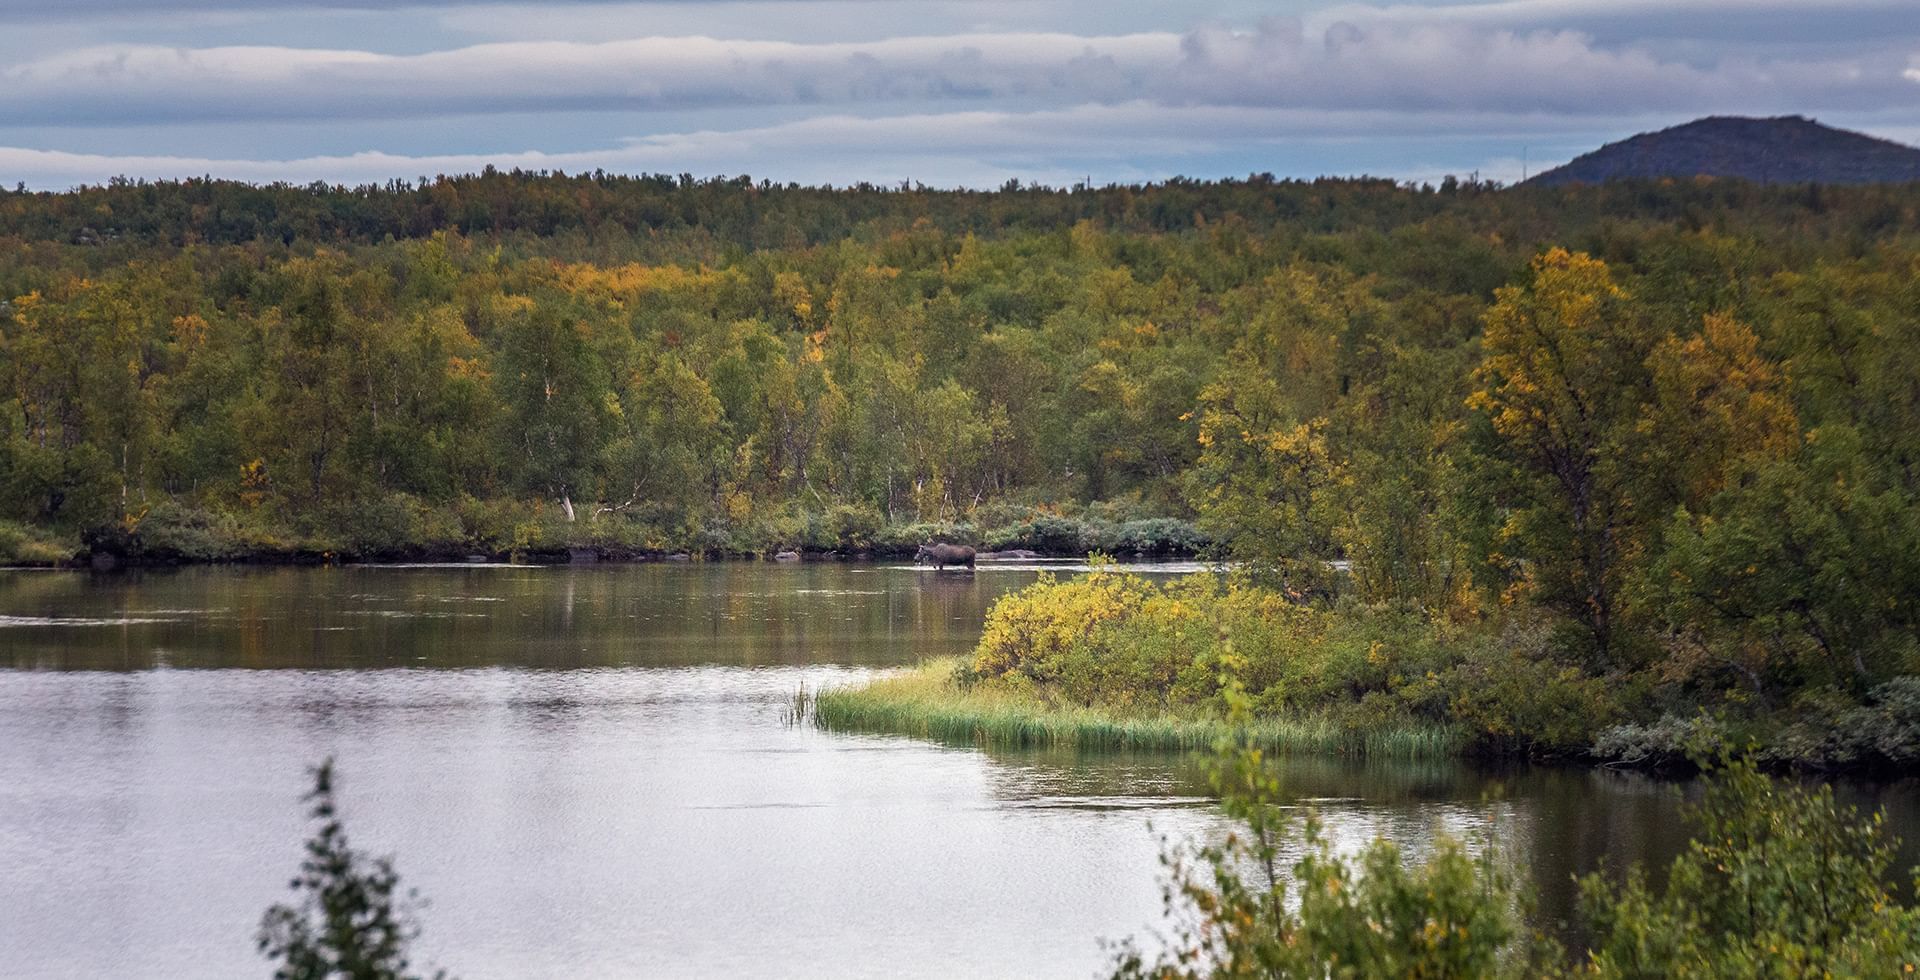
914 542 976 571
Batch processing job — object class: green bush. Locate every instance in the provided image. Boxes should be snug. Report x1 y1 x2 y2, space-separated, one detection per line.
1571 757 1920 977
1113 745 1920 978
0 518 72 565
450 496 528 553
1440 644 1625 756
134 502 248 561
313 494 424 557
1767 677 1920 769
871 521 977 555
1110 730 1529 978
1590 714 1731 768
984 514 1086 554
259 760 448 980
1083 517 1209 556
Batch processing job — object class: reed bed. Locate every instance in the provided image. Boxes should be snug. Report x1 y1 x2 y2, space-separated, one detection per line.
814 658 1464 760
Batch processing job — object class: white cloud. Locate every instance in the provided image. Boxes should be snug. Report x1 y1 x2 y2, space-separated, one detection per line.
0 32 1170 124
2 21 1915 128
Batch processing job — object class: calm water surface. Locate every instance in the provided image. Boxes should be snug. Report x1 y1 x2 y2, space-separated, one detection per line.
2 562 1914 978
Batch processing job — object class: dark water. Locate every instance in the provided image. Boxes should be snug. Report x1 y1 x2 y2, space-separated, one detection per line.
0 563 1913 978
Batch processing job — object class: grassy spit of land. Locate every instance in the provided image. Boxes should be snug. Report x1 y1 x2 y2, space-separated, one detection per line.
812 567 1920 773
815 657 1465 759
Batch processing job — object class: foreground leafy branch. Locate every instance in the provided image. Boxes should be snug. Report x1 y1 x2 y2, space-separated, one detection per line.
1110 698 1529 978
257 760 448 980
1111 721 1920 978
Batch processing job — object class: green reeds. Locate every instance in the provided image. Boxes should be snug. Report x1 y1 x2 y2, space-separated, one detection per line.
814 658 1464 760
784 680 815 727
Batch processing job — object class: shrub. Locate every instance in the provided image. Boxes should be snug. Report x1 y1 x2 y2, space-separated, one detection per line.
984 514 1086 554
1767 677 1920 769
1083 517 1209 556
1114 747 1920 978
1109 729 1528 978
821 503 885 552
1431 614 1625 757
871 520 977 555
314 494 423 558
0 518 71 565
134 502 248 561
972 571 1623 757
972 570 1154 684
1572 757 1920 977
450 496 528 553
1441 649 1623 756
1590 714 1730 768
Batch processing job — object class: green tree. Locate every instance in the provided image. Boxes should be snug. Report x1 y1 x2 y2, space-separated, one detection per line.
603 350 727 519
1334 342 1491 616
494 300 614 521
1655 437 1920 690
1187 410 1344 598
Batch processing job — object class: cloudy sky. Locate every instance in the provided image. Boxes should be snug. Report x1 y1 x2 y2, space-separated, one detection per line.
3 0 1918 189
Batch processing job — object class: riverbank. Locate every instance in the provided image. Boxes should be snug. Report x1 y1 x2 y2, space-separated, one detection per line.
0 506 1206 570
814 658 1466 759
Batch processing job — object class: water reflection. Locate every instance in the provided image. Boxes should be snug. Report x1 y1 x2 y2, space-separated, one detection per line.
1 564 1916 978
0 564 1048 670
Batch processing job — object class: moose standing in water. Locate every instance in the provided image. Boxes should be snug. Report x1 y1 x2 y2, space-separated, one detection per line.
914 542 976 571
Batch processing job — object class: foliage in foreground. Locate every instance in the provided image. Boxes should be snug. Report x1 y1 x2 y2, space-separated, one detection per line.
1110 731 1920 978
1110 714 1525 978
258 760 447 980
1570 758 1920 977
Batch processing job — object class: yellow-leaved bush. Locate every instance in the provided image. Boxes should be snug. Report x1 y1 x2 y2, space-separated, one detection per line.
967 568 1625 755
972 569 1316 713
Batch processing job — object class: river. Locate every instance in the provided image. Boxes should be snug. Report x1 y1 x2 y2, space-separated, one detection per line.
1 562 1914 977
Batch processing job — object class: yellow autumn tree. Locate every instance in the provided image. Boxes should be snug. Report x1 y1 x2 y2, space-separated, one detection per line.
1643 312 1801 508
1469 248 1660 662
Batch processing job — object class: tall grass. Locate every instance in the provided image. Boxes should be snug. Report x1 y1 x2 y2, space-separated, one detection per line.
784 680 815 727
815 658 1464 760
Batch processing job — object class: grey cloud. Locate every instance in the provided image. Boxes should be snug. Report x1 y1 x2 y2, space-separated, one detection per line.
1311 0 1920 48
1167 19 1917 114
1 20 1915 128
0 33 1171 125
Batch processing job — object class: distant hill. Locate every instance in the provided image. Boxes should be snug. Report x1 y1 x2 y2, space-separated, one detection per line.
1527 116 1920 187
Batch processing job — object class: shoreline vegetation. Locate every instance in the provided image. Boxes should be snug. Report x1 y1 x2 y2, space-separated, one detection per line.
818 565 1920 774
814 657 1466 758
0 510 1205 569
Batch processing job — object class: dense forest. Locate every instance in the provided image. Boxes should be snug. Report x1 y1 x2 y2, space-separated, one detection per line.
5 171 1920 766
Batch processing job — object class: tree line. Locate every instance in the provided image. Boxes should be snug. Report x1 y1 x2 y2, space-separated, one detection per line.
2 174 1918 745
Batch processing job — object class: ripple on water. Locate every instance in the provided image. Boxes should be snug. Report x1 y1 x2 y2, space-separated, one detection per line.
0 615 182 628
